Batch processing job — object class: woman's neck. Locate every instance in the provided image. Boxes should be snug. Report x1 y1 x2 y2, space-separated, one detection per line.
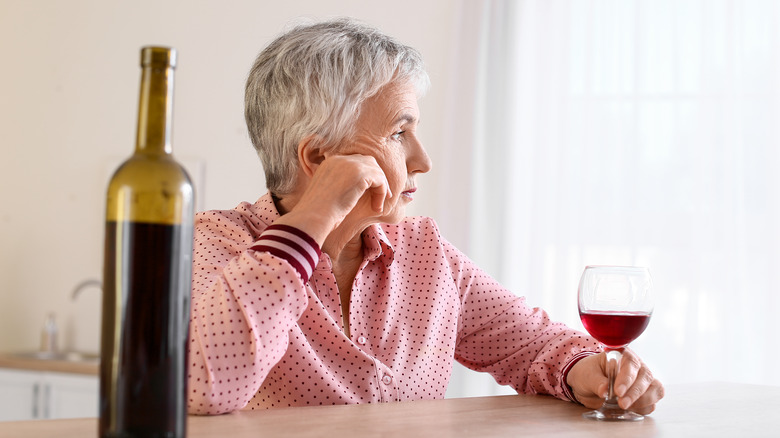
323 229 364 267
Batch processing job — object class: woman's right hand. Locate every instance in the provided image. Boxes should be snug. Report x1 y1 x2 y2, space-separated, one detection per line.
273 154 392 246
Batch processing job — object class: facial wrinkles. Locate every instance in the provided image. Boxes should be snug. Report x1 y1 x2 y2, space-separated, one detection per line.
354 90 416 148
352 84 418 171
343 81 422 223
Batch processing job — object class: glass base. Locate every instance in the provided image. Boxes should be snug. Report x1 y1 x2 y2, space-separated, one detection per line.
582 402 644 422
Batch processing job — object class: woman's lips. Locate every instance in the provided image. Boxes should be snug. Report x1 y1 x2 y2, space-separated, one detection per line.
401 188 416 199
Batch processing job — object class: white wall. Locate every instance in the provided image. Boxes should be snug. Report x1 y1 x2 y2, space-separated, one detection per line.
0 1 457 356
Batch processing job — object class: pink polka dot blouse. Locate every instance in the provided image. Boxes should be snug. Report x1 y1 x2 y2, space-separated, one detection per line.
187 192 600 415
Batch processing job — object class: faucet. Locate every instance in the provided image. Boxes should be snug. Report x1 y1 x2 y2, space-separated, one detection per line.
72 278 102 300
66 278 103 357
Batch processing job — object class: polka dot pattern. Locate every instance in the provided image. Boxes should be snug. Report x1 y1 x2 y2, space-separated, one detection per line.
187 193 600 415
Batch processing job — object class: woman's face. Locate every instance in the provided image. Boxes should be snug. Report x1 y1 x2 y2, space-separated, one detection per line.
343 80 432 223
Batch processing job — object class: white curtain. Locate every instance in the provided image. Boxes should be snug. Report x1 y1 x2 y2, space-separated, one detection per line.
442 0 780 398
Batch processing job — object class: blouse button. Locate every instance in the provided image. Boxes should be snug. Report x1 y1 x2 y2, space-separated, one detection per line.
382 374 392 385
357 336 367 345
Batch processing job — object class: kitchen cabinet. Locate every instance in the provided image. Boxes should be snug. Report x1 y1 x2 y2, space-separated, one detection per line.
0 369 98 421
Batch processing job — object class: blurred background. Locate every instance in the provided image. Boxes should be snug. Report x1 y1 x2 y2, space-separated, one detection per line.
1 0 778 399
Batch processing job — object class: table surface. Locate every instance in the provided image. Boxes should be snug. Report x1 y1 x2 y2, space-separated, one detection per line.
0 382 777 437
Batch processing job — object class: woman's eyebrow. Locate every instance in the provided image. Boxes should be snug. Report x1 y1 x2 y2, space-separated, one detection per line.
394 113 418 126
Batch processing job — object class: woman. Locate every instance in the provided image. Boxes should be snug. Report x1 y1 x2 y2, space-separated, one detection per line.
187 18 664 415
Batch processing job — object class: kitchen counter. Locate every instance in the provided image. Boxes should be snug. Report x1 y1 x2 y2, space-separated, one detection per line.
0 352 98 376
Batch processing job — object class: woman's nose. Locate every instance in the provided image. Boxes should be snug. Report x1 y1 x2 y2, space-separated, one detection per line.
408 137 432 174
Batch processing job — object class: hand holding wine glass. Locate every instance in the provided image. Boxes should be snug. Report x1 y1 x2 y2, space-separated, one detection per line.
577 266 654 421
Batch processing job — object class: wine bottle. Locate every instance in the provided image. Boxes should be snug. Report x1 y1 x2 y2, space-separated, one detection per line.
100 46 194 438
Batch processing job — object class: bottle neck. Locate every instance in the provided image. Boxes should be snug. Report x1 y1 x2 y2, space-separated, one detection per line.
135 64 174 155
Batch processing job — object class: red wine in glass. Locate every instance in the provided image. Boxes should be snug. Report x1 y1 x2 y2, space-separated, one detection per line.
579 311 651 350
578 266 654 421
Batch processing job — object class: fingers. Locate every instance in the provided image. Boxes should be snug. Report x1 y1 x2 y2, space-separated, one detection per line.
614 349 643 399
366 170 392 213
568 349 665 415
627 380 665 415
305 154 392 218
614 349 665 412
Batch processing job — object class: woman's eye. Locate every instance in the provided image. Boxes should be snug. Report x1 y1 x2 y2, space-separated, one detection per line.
390 131 405 141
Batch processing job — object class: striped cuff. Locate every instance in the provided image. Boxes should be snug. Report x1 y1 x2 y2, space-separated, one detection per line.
250 224 321 283
561 350 599 404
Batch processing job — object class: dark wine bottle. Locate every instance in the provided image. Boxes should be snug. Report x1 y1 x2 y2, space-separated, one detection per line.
100 46 194 438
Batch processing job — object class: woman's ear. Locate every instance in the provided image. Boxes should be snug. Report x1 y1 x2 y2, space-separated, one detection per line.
297 135 326 177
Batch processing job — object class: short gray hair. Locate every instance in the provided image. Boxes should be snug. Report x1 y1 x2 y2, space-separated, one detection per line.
244 17 430 195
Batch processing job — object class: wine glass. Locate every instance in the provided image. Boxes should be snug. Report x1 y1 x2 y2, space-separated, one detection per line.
578 265 653 421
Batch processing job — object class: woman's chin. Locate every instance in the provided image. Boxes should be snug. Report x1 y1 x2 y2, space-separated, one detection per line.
379 207 406 224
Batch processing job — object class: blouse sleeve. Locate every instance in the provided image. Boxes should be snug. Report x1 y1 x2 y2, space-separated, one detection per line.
187 212 320 415
438 225 600 401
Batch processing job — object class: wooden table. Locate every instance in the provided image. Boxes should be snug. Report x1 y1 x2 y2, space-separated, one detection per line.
0 382 776 437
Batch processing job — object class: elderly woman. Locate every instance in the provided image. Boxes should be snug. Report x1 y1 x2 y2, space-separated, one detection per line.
187 18 664 415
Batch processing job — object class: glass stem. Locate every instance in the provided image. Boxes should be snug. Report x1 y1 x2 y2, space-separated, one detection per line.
605 349 622 405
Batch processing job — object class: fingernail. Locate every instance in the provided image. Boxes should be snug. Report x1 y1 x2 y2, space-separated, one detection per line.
615 385 626 397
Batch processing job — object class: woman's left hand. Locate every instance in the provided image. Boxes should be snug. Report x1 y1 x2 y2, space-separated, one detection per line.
566 349 665 415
